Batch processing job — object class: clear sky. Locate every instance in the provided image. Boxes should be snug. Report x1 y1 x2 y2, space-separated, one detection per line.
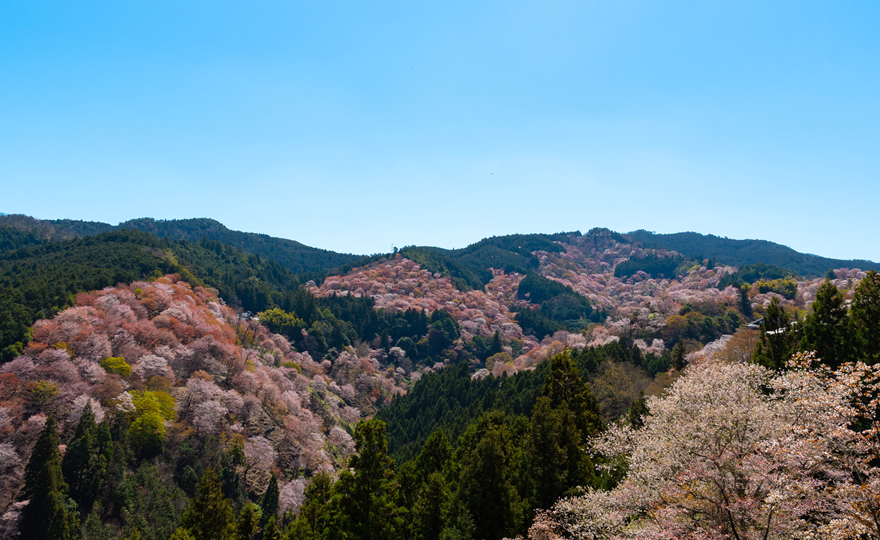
1 1 878 261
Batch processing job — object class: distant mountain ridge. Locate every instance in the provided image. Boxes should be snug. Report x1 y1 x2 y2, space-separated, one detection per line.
1 214 876 280
0 214 361 275
627 230 877 277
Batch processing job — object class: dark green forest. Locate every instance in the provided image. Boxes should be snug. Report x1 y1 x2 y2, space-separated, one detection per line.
0 215 362 275
16 348 620 540
399 232 574 291
0 227 468 366
629 229 877 277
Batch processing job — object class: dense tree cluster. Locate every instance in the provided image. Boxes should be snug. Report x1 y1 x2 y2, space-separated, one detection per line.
0 215 361 275
612 253 685 280
0 276 422 539
629 229 877 276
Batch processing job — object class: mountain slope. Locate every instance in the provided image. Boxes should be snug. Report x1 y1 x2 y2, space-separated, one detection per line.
0 229 307 361
628 230 878 277
0 215 361 275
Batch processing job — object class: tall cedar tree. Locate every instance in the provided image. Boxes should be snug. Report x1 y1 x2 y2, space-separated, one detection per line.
292 471 333 538
262 516 281 540
326 420 402 540
532 396 596 510
672 341 687 371
233 502 261 540
408 430 454 540
754 297 796 370
800 280 852 369
852 270 880 364
261 473 280 526
454 413 523 540
739 285 753 319
62 404 112 513
19 416 78 540
180 469 235 540
541 349 602 437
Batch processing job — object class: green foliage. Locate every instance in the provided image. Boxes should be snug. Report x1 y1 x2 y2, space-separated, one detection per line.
115 463 189 540
400 232 574 291
25 216 362 275
718 263 800 289
262 516 281 540
326 420 402 540
233 503 261 540
62 405 112 513
131 390 176 421
257 308 306 338
128 413 166 457
614 253 685 279
295 471 333 537
180 469 236 540
629 230 877 277
377 345 613 464
453 414 524 540
27 379 60 405
672 341 687 371
101 356 132 377
739 284 754 319
799 280 852 368
514 308 563 341
852 270 880 365
754 297 797 371
514 274 598 339
755 277 798 300
261 473 280 525
125 390 175 456
528 397 593 510
627 391 649 428
0 224 46 253
517 273 593 320
169 529 196 540
542 349 602 437
19 416 79 540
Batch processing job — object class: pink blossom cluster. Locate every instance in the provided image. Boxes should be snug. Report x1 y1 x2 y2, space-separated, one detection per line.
311 256 525 342
0 275 418 513
526 352 880 539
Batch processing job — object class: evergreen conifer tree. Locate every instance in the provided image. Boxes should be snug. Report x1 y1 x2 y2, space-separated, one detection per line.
541 349 601 437
754 297 795 370
852 270 880 365
262 516 281 540
180 469 235 540
739 285 753 319
260 473 279 526
297 471 333 537
63 404 111 513
672 341 687 371
233 502 261 540
327 420 402 540
454 418 522 540
800 280 852 368
19 416 78 540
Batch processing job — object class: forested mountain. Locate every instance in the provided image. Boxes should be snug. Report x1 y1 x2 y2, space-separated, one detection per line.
628 229 877 276
4 213 880 539
6 212 876 281
0 215 361 275
0 229 322 362
0 228 463 369
399 232 574 290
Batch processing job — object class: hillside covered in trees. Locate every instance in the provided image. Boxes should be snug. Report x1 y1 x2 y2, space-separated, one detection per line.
628 229 877 277
0 215 362 275
2 215 880 539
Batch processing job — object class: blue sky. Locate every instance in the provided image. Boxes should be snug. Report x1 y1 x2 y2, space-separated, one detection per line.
1 1 878 261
